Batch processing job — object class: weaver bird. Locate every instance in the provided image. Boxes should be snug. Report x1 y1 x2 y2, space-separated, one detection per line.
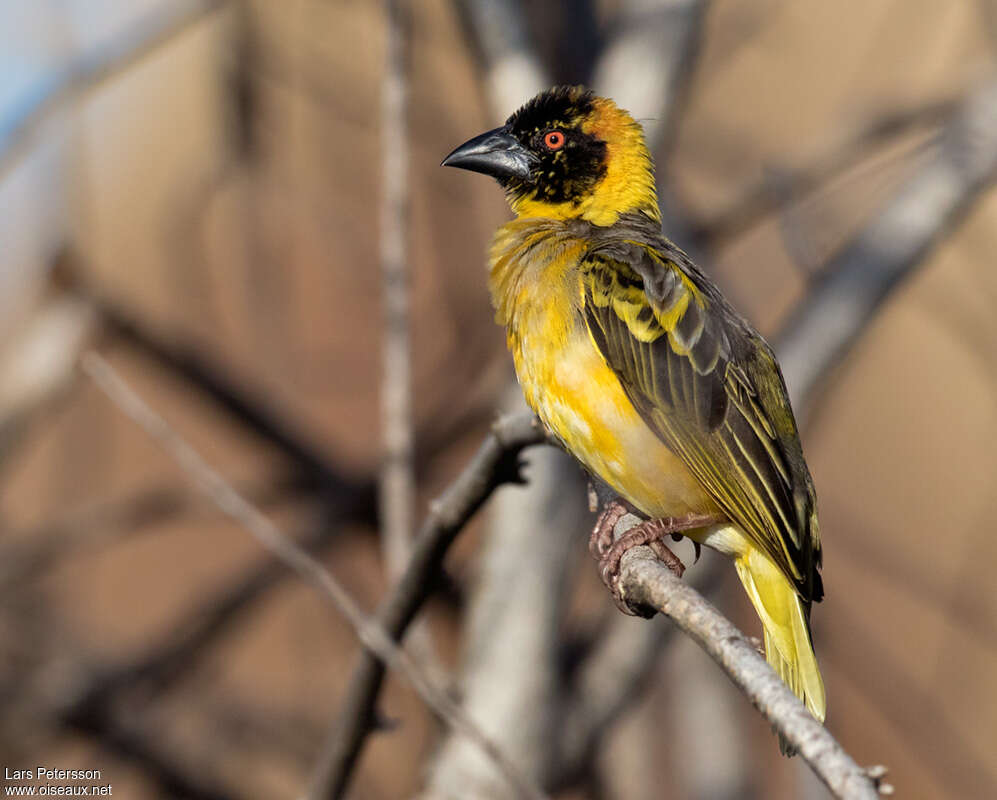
443 86 825 741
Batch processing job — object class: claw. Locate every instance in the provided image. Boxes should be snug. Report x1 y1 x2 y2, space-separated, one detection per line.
595 513 719 615
589 499 630 559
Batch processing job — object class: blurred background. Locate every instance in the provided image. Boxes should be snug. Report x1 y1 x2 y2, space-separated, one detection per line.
1 1 996 798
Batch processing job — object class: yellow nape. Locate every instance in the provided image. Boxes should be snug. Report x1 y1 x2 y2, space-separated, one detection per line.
510 96 661 227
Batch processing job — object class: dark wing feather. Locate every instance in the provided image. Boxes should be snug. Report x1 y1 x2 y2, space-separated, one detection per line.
581 227 822 603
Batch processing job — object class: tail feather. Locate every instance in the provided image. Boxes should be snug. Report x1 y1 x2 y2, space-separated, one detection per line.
734 545 825 754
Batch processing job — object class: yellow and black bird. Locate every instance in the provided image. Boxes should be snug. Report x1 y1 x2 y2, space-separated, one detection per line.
443 86 825 736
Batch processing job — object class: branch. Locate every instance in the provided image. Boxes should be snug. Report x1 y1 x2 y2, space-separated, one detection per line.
688 99 956 250
81 352 549 800
615 538 883 799
777 80 997 409
0 475 303 592
424 425 586 797
379 0 415 580
57 257 373 508
0 291 96 482
549 560 725 790
305 410 546 799
455 0 550 119
592 0 709 150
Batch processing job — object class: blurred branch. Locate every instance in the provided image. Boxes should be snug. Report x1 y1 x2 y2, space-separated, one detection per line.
58 257 373 509
306 412 547 799
691 98 956 250
826 603 996 798
614 531 885 799
0 0 227 179
0 292 95 480
60 706 234 800
549 560 725 790
778 80 997 410
425 419 586 798
379 0 415 581
0 475 304 592
455 0 550 118
82 353 549 800
51 513 342 715
832 504 997 651
592 0 710 150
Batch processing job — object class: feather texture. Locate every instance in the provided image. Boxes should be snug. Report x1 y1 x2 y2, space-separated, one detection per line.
580 214 822 604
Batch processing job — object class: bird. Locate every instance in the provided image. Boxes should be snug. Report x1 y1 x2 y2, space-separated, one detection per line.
442 86 825 745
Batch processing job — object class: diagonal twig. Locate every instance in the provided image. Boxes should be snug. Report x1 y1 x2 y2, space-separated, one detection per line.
615 539 883 799
305 410 547 799
778 80 997 411
81 352 549 800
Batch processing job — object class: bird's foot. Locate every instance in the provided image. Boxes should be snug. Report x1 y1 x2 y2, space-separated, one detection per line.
588 498 631 559
598 513 717 615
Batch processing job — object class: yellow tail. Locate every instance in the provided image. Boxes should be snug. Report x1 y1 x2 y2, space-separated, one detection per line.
734 545 825 753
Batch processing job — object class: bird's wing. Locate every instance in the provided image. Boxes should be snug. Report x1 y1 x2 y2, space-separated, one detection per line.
579 236 822 601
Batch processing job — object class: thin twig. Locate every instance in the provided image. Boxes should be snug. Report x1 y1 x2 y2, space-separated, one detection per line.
379 0 415 580
0 476 304 592
616 543 882 799
306 411 547 799
592 0 709 151
81 352 549 800
549 559 725 790
455 0 549 118
688 99 956 250
58 257 372 505
778 80 997 410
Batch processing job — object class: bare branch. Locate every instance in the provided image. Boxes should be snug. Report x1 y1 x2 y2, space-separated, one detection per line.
305 410 546 799
425 429 586 797
58 259 373 508
81 352 548 800
690 99 956 249
778 80 997 410
549 560 725 790
0 475 303 592
379 0 415 580
0 292 95 480
592 0 709 149
615 539 882 799
455 0 549 118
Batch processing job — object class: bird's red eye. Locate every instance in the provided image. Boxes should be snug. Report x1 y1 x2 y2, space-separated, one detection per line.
544 131 566 150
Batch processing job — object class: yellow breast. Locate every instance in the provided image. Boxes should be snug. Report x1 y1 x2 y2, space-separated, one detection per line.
488 218 718 519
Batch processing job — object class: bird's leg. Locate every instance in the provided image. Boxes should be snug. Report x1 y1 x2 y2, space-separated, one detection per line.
599 513 719 615
588 499 631 559
588 494 643 559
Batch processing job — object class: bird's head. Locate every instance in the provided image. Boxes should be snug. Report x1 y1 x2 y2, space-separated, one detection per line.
443 86 659 226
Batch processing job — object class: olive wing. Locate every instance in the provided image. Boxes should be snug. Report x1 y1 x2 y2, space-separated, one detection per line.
580 240 821 600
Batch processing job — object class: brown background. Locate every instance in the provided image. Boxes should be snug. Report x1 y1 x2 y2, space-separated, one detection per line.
0 1 995 798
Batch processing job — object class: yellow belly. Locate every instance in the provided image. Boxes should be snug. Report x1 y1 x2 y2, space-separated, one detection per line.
515 321 719 520
489 217 719 521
